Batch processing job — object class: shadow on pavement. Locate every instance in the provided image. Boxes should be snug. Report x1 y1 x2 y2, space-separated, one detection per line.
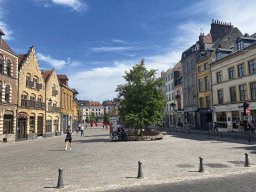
125 177 138 179
231 146 256 154
48 150 65 152
73 138 110 143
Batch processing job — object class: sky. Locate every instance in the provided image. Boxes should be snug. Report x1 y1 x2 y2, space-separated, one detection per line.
1 0 256 103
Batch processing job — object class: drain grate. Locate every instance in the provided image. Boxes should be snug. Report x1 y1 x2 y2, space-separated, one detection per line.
204 163 230 168
176 164 194 168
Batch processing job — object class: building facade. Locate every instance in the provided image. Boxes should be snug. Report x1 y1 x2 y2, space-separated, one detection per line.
211 34 256 132
18 46 46 140
89 101 104 121
42 69 61 137
0 30 19 143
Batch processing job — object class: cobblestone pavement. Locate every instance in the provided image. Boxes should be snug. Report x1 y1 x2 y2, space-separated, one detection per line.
104 172 256 192
1 123 256 192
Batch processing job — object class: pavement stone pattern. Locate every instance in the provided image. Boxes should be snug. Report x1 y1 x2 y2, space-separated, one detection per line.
1 123 256 191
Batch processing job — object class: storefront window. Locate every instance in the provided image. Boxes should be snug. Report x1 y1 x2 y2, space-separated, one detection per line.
30 116 35 133
232 111 240 129
216 112 227 128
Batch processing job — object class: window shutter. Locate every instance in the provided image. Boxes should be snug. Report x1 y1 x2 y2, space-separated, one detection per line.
37 84 42 89
29 81 34 88
27 100 32 107
55 90 58 95
42 102 46 109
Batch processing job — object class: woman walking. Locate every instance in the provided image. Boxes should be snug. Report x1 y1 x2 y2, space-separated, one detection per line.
65 126 72 151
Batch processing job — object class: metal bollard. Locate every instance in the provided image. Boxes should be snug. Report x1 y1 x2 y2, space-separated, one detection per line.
199 157 204 173
57 168 64 188
137 161 144 179
245 153 250 167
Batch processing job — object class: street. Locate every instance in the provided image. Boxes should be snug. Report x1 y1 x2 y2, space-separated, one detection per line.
1 123 256 191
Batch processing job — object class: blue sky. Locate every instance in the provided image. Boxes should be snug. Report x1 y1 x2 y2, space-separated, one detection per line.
1 0 255 103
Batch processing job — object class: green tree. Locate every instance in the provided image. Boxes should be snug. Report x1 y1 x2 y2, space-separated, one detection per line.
115 58 167 135
102 112 110 123
90 113 95 123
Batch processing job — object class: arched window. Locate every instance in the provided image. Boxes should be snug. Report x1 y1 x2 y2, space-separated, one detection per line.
178 102 181 110
6 60 11 76
5 85 10 103
0 55 3 74
26 73 31 87
21 91 28 106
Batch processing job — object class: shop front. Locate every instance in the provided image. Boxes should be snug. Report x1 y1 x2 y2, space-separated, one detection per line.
17 112 28 140
198 108 213 130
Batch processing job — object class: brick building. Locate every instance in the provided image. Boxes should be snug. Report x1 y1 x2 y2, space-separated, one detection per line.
0 29 19 143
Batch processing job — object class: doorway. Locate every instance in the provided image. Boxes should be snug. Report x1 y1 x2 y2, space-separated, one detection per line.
37 116 43 136
17 120 27 140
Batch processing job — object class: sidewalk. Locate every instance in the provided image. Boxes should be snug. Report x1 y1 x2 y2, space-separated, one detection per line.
1 125 256 191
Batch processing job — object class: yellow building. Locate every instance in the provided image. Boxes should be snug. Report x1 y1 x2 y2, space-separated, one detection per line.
196 56 213 129
73 99 79 128
18 46 46 140
42 69 61 137
58 75 74 133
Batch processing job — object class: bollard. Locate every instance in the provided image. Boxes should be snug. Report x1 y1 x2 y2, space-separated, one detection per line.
57 168 64 188
199 157 204 173
248 133 251 143
137 161 144 179
245 153 250 167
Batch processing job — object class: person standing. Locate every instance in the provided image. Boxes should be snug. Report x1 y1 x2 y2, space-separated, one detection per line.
80 124 84 136
65 126 72 151
213 122 217 133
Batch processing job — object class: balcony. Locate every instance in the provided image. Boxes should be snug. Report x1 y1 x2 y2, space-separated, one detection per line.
21 99 45 109
48 106 61 113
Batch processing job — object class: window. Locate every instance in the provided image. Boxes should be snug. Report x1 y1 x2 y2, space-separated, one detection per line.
216 112 227 128
168 84 170 91
251 82 256 100
183 64 186 73
165 77 167 82
198 66 202 72
3 115 13 134
26 76 31 87
229 67 234 79
217 72 222 83
191 60 194 69
52 85 56 95
206 96 210 108
30 96 35 101
169 94 171 100
172 93 174 100
200 97 204 108
66 94 68 108
33 78 38 89
192 74 196 86
38 97 42 102
238 64 244 77
63 93 65 107
5 85 10 103
0 82 1 103
205 76 209 90
6 60 11 76
86 109 88 111
239 85 247 101
172 83 174 89
216 52 222 60
230 87 236 102
204 62 209 70
70 96 71 109
178 102 181 110
54 120 59 132
248 59 256 74
93 109 94 111
99 112 101 115
171 73 173 79
218 90 223 104
238 41 244 51
30 116 35 133
21 94 27 106
168 75 170 81
199 79 203 92
53 102 57 107
187 62 190 72
177 90 181 96
0 58 3 74
46 120 52 133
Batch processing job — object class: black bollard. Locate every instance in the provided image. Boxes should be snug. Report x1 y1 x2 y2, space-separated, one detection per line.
57 168 64 188
199 157 204 173
137 161 144 179
245 153 250 167
248 133 251 143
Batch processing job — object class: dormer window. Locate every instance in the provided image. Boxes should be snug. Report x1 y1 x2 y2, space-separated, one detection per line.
216 52 222 60
184 53 186 59
238 41 244 51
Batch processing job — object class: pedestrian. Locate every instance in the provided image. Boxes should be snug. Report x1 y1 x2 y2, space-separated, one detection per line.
180 122 183 129
177 122 180 130
80 124 84 136
213 122 217 133
65 126 72 151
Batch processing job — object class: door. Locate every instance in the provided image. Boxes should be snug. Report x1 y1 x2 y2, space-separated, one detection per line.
37 116 43 136
3 115 13 134
201 114 208 130
17 120 27 139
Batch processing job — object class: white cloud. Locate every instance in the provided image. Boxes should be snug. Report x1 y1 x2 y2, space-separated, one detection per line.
112 39 129 44
91 46 133 52
51 0 87 12
37 53 69 69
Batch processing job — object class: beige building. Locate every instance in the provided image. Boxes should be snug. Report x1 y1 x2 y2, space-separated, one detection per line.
18 46 46 140
211 34 256 132
42 69 61 137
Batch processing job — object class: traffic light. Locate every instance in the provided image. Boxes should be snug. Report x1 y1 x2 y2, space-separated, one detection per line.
243 102 250 116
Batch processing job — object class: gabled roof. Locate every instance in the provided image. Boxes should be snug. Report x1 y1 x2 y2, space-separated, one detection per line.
89 101 103 107
2 39 14 53
42 69 54 84
18 54 28 69
0 29 5 35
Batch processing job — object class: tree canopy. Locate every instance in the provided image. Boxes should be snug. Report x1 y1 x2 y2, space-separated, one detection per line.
115 58 167 131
